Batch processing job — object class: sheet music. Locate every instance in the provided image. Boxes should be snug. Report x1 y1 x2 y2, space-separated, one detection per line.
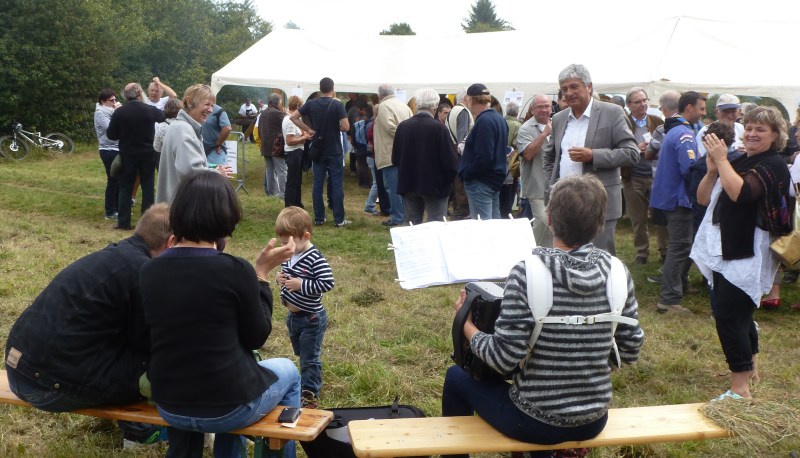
389 223 450 289
389 218 537 289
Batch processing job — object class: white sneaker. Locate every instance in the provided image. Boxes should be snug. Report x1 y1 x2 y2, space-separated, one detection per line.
335 220 352 227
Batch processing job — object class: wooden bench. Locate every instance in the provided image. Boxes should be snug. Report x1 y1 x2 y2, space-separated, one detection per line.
0 370 332 457
348 403 733 457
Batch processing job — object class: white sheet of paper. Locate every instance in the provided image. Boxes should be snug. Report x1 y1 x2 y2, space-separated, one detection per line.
390 223 450 289
642 132 652 143
224 140 238 176
394 91 407 103
292 88 303 98
503 91 524 107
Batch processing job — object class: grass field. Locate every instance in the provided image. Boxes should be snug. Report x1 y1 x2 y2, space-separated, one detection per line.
0 144 799 457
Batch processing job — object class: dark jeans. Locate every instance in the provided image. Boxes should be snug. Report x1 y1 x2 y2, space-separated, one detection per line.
99 149 119 216
659 207 693 305
6 365 153 436
499 184 516 219
286 309 328 396
402 193 449 225
712 271 759 372
118 153 156 229
355 152 371 187
374 164 391 214
349 152 357 172
312 154 345 224
442 366 608 458
284 150 304 208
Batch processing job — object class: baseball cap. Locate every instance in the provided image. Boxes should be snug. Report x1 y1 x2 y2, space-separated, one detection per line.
716 94 740 110
467 84 490 96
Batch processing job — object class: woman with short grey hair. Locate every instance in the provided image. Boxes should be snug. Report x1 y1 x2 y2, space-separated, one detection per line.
445 173 643 458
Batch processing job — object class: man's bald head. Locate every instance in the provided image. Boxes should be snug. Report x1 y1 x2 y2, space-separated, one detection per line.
123 83 143 102
531 94 553 124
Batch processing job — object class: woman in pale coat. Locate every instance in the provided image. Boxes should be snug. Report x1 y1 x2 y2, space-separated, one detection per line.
157 84 231 205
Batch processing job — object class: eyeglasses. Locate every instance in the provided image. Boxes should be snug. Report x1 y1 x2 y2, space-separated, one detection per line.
631 99 649 105
532 104 551 110
108 98 117 103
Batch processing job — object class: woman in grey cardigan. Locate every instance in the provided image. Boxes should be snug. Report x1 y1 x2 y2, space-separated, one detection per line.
94 89 121 219
444 174 644 458
157 84 231 205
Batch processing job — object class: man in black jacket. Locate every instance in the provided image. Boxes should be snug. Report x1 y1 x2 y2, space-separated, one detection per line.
4 204 171 444
392 88 460 225
107 82 166 230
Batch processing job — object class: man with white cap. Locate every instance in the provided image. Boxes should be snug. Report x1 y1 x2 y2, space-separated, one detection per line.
696 94 744 157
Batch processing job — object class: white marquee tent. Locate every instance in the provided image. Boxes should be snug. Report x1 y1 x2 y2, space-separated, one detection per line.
211 16 800 115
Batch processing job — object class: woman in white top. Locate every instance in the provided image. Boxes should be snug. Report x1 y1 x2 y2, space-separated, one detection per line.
691 107 791 401
282 95 312 208
157 84 231 205
153 98 183 173
94 89 121 220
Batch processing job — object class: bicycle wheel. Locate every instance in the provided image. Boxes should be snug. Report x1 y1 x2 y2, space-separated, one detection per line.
44 132 74 154
0 136 30 160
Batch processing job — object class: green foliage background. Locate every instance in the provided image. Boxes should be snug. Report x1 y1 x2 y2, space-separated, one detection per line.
0 0 272 142
380 23 416 36
462 0 514 33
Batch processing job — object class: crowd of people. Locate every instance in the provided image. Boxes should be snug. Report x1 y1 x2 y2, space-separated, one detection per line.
8 63 799 457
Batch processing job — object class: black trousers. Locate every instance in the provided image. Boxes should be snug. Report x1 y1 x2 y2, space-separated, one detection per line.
356 152 371 188
284 150 304 208
374 164 391 214
712 271 759 372
499 183 516 219
118 153 155 229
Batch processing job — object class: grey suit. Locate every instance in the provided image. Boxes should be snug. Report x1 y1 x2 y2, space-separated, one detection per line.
542 101 638 254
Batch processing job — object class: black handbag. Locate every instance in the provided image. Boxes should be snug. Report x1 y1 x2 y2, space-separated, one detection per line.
299 396 428 458
308 98 335 162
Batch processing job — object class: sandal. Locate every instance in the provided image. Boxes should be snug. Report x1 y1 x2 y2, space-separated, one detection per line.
711 390 744 402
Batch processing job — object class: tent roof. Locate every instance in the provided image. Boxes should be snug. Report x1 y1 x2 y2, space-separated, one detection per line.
211 16 800 114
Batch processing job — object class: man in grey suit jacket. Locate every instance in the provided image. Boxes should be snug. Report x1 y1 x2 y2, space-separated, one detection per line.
542 64 639 255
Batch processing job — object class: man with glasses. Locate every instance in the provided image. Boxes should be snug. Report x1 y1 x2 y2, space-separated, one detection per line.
517 94 554 246
623 87 664 264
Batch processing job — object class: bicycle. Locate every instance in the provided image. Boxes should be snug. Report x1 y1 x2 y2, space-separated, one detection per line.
0 120 74 160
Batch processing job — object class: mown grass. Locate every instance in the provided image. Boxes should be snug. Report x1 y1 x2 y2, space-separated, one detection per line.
1 145 799 457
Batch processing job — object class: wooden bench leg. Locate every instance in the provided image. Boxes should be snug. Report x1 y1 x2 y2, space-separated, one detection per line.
251 437 288 458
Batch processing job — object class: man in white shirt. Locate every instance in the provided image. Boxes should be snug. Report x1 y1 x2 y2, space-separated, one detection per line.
239 98 259 118
542 64 639 255
516 94 553 247
145 77 177 110
696 94 744 156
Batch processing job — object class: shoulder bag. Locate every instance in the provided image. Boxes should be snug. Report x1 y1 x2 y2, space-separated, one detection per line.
308 99 335 162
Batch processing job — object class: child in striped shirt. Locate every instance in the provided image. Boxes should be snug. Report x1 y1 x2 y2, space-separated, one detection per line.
275 207 334 409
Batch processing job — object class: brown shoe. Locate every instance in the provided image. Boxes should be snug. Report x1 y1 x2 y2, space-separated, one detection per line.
656 303 693 316
632 256 647 265
684 287 701 295
301 390 319 409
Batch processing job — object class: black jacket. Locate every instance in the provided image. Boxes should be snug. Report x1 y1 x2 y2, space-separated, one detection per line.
5 235 152 401
392 111 460 197
107 100 166 156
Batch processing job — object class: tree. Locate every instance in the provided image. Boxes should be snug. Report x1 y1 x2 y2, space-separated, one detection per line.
380 22 416 36
461 0 514 33
284 21 300 29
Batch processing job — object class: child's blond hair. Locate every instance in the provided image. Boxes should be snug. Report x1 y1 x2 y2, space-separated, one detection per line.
275 206 313 239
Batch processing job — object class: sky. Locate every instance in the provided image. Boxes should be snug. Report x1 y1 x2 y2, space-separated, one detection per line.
250 0 800 36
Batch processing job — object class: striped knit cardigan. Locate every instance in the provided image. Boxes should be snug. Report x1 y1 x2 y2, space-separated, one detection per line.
471 244 644 427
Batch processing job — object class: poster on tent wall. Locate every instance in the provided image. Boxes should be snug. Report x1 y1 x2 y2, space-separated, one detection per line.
504 92 524 107
395 91 407 103
292 88 303 98
225 140 238 176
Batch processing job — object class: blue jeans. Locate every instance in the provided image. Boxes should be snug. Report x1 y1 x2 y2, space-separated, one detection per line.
286 309 327 396
364 156 379 212
381 165 404 224
464 179 500 220
6 365 153 436
312 155 345 224
442 366 608 458
207 150 227 168
158 358 301 458
99 149 119 216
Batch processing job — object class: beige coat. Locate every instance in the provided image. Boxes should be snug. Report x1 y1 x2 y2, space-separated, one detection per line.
374 95 413 170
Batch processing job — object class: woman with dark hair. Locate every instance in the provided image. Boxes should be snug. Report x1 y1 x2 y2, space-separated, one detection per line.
153 98 183 172
444 174 644 458
94 89 122 220
140 171 300 458
692 106 792 400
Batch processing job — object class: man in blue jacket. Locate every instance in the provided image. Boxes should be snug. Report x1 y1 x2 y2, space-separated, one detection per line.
458 84 509 220
650 91 707 316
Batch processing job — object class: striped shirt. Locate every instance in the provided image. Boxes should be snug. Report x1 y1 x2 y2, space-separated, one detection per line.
471 244 644 427
279 245 334 313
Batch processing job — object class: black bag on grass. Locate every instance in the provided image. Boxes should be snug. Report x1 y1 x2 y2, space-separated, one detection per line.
299 396 428 458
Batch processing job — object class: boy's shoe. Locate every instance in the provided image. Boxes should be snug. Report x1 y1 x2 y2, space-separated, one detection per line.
105 212 118 220
335 220 352 227
301 390 319 409
122 425 168 449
